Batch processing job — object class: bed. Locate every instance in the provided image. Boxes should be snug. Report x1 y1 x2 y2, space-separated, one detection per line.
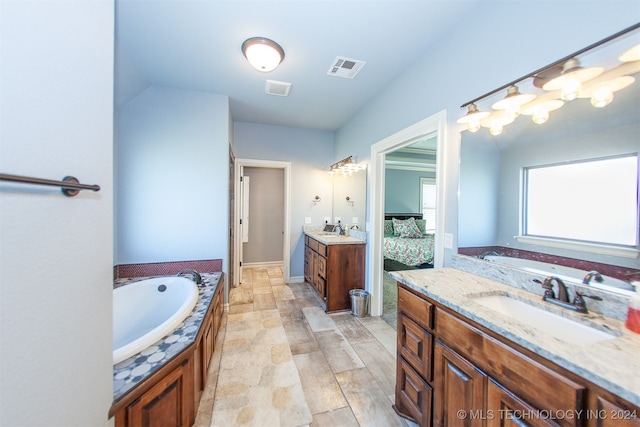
383 214 435 267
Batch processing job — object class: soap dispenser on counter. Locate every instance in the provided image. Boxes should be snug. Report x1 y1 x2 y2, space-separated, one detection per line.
625 283 640 334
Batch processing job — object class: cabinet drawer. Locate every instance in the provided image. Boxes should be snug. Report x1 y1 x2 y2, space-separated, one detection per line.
317 242 327 257
398 313 433 382
396 356 432 427
437 309 585 418
398 285 433 331
308 238 319 253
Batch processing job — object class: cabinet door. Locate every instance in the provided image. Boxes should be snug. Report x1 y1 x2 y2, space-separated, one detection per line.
433 341 486 427
304 245 313 284
126 361 193 427
396 356 432 427
487 379 559 427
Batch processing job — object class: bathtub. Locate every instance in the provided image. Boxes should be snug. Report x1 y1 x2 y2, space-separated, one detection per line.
483 255 636 296
113 276 199 365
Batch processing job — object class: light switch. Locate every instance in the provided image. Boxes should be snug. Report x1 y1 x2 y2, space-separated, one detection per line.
444 233 453 249
352 217 359 224
304 217 312 224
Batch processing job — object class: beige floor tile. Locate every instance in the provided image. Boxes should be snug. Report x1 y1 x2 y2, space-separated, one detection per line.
311 407 360 426
335 368 406 427
272 284 295 301
315 330 365 374
254 292 278 310
293 351 348 414
331 312 377 344
302 306 338 332
351 340 397 397
359 319 397 356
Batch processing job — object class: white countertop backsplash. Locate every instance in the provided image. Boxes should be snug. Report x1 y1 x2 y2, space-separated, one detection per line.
389 267 640 406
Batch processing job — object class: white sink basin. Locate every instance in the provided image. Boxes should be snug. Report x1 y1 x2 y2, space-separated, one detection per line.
472 294 618 345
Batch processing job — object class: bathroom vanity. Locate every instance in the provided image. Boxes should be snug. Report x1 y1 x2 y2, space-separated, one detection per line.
391 268 640 427
304 231 365 312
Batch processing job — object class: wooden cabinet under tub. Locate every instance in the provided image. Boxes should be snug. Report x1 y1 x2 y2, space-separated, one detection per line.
304 235 365 312
394 282 640 427
111 276 224 427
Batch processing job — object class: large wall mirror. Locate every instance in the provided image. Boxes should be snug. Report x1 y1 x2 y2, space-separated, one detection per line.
332 169 366 230
458 25 640 290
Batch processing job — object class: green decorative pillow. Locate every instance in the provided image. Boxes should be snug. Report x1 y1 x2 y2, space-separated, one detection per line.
415 219 426 234
393 217 423 238
384 220 394 236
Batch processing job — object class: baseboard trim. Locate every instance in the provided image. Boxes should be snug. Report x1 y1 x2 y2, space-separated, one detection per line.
242 261 283 269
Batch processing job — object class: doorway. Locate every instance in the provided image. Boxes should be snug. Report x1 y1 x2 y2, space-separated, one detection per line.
233 159 291 287
368 110 448 318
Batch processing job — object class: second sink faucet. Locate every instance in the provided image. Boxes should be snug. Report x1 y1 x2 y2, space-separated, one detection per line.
535 276 602 313
176 269 203 285
583 270 604 285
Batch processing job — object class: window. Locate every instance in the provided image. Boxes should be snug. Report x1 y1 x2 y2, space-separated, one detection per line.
420 178 437 232
523 155 639 247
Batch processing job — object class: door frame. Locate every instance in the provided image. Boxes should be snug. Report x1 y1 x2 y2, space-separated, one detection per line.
368 110 448 316
233 158 292 286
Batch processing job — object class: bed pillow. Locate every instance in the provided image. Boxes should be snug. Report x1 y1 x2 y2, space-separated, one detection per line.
384 220 394 236
392 217 423 238
415 219 426 234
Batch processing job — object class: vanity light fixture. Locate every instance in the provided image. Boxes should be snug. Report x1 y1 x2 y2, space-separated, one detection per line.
458 22 640 136
456 103 491 133
241 37 285 72
329 156 365 175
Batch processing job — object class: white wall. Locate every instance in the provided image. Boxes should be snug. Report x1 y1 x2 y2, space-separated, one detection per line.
233 122 334 278
335 1 640 276
116 87 230 272
0 1 114 425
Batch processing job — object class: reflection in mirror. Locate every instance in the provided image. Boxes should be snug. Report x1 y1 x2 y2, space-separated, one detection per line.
332 168 366 230
457 25 640 293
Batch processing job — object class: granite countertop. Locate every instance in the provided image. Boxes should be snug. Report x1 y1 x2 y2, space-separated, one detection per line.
304 230 366 245
390 268 640 406
112 272 222 402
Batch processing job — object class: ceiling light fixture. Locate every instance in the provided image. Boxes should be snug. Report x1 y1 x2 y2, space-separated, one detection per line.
241 37 285 72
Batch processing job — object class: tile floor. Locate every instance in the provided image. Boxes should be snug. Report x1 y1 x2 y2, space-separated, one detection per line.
194 266 417 427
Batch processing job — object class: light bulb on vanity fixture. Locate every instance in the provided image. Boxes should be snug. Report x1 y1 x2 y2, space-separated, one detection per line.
491 85 536 115
241 37 285 72
542 58 604 100
520 99 564 124
329 156 365 175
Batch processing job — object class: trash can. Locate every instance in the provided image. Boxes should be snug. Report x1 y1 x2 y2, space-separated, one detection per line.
349 289 370 317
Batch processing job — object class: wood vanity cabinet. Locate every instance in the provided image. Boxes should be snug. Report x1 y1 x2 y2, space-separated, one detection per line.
395 283 640 427
112 279 224 427
304 235 365 312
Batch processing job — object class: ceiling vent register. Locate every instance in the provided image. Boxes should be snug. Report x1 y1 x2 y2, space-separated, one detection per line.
327 57 366 79
265 80 292 97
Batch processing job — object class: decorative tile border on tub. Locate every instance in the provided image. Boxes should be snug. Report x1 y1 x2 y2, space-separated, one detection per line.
114 259 222 280
112 272 222 402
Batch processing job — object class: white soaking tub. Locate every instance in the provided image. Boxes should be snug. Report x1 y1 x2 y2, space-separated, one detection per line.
113 276 199 365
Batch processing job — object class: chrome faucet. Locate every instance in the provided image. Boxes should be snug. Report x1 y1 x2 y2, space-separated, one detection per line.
176 269 203 285
479 250 499 259
535 276 602 313
583 270 604 285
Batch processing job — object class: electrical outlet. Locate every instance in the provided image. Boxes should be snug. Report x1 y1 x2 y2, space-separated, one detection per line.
352 217 359 224
334 217 341 223
304 217 312 224
324 216 331 223
444 233 453 249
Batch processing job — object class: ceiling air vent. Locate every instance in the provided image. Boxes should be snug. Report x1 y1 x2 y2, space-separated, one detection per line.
265 80 292 97
327 56 366 79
